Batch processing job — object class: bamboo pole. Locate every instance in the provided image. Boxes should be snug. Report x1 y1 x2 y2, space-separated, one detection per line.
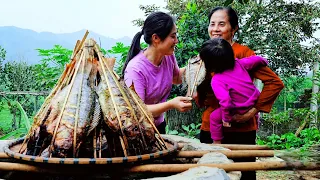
190 60 203 97
176 150 275 158
49 50 85 157
0 149 274 160
178 143 271 150
99 56 148 150
126 161 320 173
0 161 319 174
73 48 87 157
97 54 128 157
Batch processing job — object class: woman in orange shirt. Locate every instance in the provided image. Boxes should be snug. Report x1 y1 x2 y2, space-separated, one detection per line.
193 6 284 180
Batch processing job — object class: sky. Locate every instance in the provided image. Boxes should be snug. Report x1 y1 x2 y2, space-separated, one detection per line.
0 0 319 39
0 0 167 39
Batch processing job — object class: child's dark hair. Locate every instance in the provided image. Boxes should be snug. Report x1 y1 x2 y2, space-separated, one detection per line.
197 38 235 106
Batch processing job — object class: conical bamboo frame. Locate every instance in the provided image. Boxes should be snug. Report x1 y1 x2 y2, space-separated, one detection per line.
19 31 89 154
21 31 169 158
96 48 167 149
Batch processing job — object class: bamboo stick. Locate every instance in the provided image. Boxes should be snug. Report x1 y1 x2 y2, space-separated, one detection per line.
97 54 128 157
190 60 203 97
126 161 320 173
93 128 97 158
178 143 271 150
49 50 85 157
176 150 275 158
0 150 274 160
73 48 87 157
99 56 148 151
0 161 319 174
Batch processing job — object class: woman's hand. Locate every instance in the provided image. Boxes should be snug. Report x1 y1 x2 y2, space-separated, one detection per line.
232 107 258 123
169 96 193 112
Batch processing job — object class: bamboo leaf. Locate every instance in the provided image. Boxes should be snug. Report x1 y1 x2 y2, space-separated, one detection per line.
0 128 27 140
15 101 31 130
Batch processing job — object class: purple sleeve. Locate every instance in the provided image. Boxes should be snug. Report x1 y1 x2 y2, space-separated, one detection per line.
211 78 233 122
238 55 268 71
124 68 146 101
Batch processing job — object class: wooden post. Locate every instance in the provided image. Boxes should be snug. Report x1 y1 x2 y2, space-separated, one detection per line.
176 150 275 158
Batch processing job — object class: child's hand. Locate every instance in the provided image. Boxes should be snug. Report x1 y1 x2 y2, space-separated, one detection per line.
169 96 193 112
222 121 231 127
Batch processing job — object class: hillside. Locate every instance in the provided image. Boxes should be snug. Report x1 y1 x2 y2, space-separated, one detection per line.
0 26 131 64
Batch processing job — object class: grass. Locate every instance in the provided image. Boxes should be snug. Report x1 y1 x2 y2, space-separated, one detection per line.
0 103 13 135
0 102 32 139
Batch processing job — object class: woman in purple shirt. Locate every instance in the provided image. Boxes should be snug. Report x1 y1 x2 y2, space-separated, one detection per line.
198 38 268 143
122 12 193 133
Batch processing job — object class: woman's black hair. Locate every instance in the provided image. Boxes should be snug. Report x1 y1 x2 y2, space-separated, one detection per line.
208 6 239 33
121 12 175 77
197 38 235 106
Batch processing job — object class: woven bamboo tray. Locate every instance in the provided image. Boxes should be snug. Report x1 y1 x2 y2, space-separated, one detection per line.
4 137 178 164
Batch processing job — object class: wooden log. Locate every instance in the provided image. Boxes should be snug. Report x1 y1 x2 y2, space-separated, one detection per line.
176 150 275 158
0 150 275 160
127 161 320 173
0 161 319 174
178 143 271 150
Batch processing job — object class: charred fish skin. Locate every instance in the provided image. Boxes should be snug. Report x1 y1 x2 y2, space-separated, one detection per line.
45 59 94 158
97 69 139 136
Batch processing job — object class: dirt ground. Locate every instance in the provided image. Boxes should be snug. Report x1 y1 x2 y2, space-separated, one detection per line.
256 157 320 180
257 170 320 180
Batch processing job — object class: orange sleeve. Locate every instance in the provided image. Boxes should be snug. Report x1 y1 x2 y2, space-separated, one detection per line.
233 43 284 113
252 67 284 113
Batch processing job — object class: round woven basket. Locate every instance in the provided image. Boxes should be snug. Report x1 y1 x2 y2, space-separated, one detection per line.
4 137 178 164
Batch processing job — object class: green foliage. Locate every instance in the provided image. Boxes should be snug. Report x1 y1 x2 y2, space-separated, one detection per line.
132 4 160 27
166 0 320 76
273 76 312 110
174 2 211 67
235 0 320 76
0 45 5 67
0 128 27 140
34 45 72 90
258 128 320 150
167 123 201 139
107 42 130 75
107 42 147 76
0 61 36 91
262 108 310 125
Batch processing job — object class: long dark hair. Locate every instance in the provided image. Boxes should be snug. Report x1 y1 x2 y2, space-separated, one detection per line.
208 6 239 34
197 38 235 106
121 12 175 77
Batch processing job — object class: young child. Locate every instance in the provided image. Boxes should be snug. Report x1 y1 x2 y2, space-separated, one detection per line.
198 38 268 144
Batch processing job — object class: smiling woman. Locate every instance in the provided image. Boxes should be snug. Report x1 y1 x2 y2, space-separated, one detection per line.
121 12 193 134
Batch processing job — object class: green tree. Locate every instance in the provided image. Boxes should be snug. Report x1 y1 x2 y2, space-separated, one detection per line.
0 46 5 66
132 4 160 27
34 45 72 90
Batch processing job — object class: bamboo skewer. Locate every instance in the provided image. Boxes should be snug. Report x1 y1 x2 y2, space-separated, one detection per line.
176 150 275 158
178 143 271 150
73 48 87 157
19 60 76 153
99 130 102 158
99 55 148 151
127 89 167 149
190 60 203 97
93 129 97 158
0 161 319 174
97 51 128 157
49 51 85 157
